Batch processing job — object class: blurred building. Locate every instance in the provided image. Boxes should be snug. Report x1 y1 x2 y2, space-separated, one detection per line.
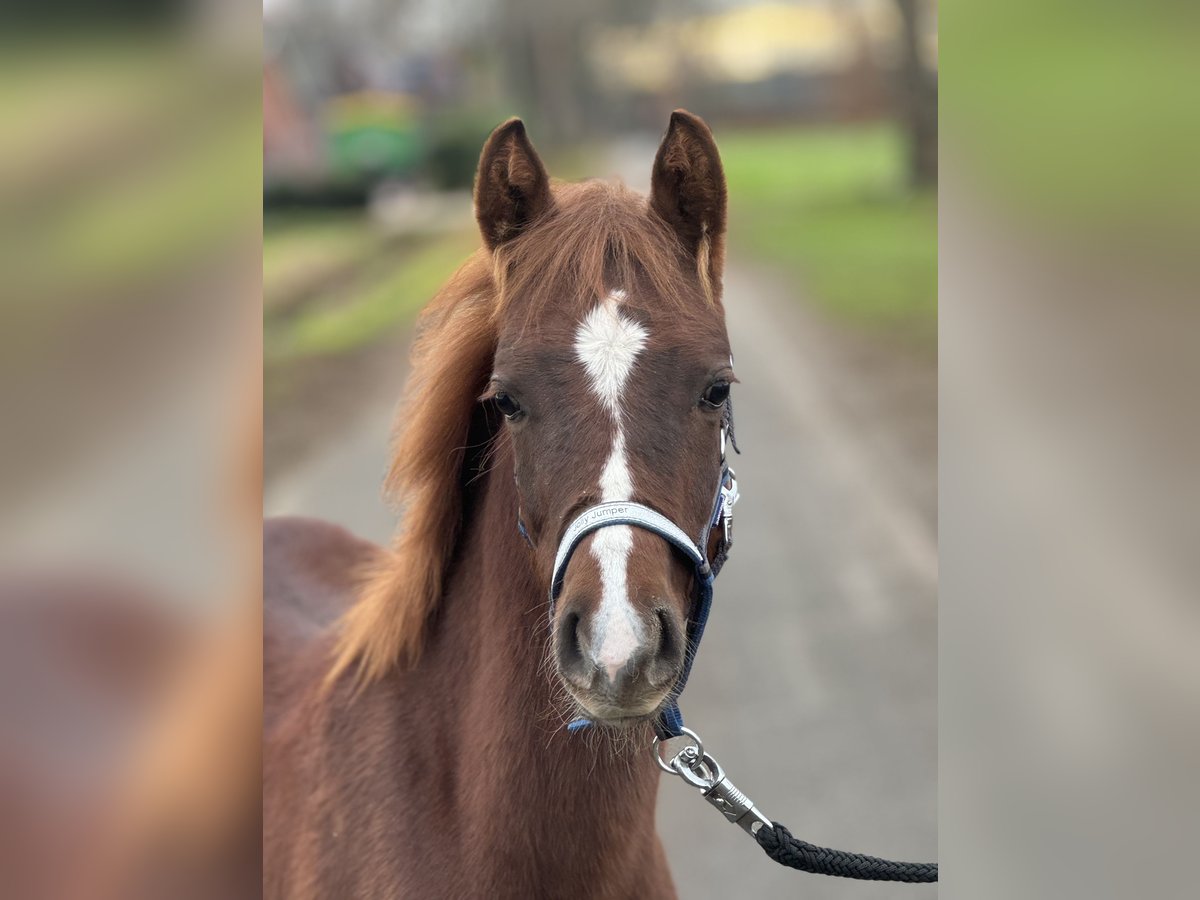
590 0 909 125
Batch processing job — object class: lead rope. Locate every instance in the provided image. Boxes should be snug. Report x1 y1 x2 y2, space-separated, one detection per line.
755 823 938 882
653 728 938 883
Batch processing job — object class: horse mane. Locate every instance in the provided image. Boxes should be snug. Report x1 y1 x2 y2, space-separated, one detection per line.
328 180 714 690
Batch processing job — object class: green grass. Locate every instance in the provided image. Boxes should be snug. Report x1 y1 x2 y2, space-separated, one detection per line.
942 0 1197 239
263 213 383 310
266 228 477 361
47 113 259 286
720 124 936 350
0 44 258 367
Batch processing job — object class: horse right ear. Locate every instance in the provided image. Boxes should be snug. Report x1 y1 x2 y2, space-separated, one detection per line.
474 118 552 250
649 110 727 300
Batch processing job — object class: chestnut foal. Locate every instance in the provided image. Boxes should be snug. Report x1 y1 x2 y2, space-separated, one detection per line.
264 111 735 898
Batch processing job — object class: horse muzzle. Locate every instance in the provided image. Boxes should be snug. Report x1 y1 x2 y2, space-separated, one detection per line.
553 593 685 723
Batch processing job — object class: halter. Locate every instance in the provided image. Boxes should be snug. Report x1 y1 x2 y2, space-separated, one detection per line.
544 414 739 740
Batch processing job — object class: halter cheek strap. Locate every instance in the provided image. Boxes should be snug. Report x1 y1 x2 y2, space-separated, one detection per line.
545 429 738 741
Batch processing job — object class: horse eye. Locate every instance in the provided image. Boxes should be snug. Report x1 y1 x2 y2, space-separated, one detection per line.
494 391 522 419
701 381 731 408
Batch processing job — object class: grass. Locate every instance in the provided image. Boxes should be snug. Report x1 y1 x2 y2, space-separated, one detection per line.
0 39 258 366
1 36 258 309
263 213 385 311
719 123 937 351
265 225 477 362
942 0 1197 241
47 113 259 286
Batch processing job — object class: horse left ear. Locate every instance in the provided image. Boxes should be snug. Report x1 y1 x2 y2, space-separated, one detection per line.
650 110 727 297
474 118 553 250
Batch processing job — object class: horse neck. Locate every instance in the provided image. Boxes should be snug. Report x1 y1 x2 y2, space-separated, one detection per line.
422 439 665 879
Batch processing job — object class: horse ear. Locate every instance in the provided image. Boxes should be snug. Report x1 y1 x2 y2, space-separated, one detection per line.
649 110 727 297
474 118 552 250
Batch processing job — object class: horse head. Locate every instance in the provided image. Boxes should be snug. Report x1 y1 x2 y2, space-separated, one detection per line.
477 112 733 726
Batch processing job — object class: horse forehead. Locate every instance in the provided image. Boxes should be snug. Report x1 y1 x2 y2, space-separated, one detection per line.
566 290 724 351
573 291 648 396
496 290 725 382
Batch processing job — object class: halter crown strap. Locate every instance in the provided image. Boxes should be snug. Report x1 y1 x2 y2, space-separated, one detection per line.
549 502 708 605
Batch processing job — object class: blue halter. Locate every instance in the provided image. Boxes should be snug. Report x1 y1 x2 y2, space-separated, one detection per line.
544 424 739 741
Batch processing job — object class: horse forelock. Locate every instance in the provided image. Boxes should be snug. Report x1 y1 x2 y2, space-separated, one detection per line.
496 179 718 322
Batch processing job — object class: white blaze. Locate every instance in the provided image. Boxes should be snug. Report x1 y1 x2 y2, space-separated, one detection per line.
573 289 648 680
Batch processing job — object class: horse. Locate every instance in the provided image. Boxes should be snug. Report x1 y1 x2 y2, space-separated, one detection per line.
264 109 735 899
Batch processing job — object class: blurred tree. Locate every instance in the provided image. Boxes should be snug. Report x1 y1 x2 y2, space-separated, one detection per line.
896 0 938 186
833 0 888 121
498 0 600 146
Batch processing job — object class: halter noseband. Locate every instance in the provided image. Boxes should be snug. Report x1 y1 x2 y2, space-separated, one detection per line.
544 422 739 740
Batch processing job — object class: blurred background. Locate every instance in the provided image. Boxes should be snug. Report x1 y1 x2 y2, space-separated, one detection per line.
4 0 1197 897
263 2 937 898
0 4 261 898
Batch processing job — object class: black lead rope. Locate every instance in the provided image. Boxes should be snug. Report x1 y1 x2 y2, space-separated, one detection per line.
652 728 937 884
756 822 938 883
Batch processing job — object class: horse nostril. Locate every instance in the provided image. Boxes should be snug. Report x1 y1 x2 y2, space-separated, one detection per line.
556 611 586 672
656 608 676 660
650 607 684 689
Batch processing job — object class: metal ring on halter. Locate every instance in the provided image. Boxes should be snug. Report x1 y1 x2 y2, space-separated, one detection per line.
652 726 704 774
